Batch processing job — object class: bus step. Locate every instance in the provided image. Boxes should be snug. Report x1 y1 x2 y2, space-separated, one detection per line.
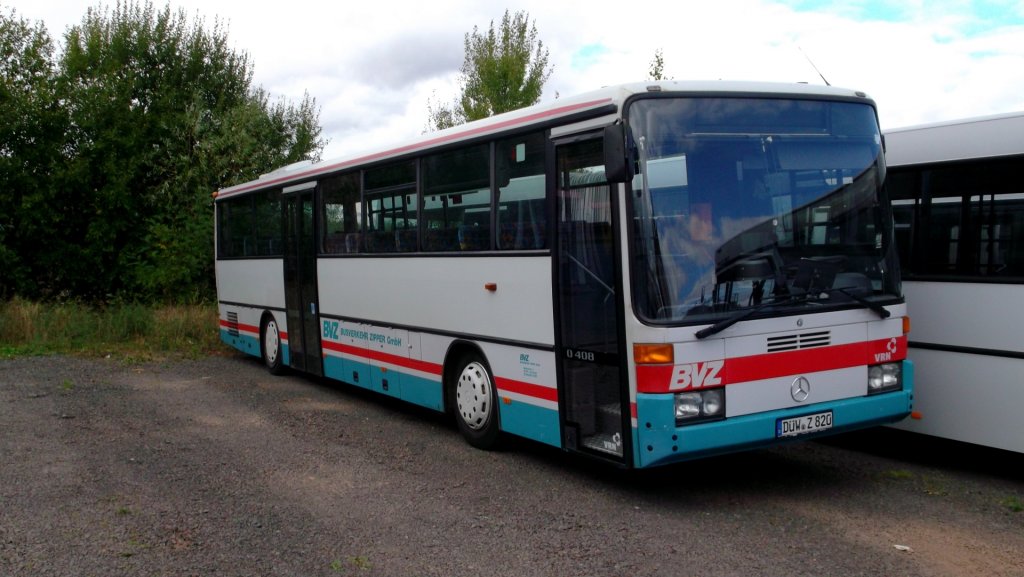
596 403 621 430
582 433 623 456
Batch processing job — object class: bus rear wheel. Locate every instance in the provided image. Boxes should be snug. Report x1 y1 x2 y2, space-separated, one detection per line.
453 354 500 449
261 315 286 375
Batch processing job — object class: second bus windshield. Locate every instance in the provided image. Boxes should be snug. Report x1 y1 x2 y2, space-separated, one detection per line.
627 97 900 324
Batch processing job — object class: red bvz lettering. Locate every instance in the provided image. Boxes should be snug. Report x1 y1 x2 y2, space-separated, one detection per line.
670 360 724 390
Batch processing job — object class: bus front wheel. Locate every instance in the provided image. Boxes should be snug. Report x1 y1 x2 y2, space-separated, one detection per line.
453 354 500 449
261 315 286 375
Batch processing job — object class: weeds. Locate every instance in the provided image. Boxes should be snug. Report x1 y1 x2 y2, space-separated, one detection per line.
349 556 371 570
0 298 225 360
882 469 915 481
1004 496 1023 513
330 556 372 572
921 474 949 496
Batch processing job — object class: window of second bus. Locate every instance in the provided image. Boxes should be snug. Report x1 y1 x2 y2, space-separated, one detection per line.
890 158 1024 280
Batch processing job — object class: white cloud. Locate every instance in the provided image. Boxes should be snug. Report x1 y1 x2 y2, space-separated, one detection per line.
6 0 1023 163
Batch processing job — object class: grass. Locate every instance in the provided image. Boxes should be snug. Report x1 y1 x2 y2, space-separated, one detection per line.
330 557 372 573
1004 496 1023 513
0 297 226 361
882 469 915 481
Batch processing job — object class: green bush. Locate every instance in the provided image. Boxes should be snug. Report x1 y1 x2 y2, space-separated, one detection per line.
0 299 224 359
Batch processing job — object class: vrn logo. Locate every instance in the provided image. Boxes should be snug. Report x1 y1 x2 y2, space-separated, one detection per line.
874 338 899 362
670 360 725 390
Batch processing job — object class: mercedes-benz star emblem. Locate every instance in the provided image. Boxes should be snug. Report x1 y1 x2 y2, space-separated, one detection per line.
791 376 811 402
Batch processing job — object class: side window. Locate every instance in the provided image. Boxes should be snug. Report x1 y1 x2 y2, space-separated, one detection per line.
422 143 491 251
497 132 547 250
892 157 1024 279
887 171 916 273
254 190 282 256
321 172 362 254
365 161 417 253
218 195 255 258
217 191 282 258
217 195 246 256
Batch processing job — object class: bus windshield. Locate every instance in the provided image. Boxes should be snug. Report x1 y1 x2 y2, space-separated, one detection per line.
628 97 901 324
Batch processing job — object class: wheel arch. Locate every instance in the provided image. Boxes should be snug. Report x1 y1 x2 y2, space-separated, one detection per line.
442 339 490 416
259 309 280 331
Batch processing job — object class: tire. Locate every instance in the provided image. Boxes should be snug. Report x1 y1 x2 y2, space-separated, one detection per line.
261 315 286 375
453 354 501 449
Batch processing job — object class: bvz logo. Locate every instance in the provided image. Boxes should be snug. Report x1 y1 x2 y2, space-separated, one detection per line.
322 320 340 340
669 360 724 390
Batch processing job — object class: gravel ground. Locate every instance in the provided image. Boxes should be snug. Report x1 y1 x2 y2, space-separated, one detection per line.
1 353 1022 577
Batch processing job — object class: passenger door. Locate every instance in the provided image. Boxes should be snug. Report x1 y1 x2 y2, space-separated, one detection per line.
554 137 628 463
283 182 323 376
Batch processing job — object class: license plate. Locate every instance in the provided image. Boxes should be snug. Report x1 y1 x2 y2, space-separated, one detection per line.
776 411 833 438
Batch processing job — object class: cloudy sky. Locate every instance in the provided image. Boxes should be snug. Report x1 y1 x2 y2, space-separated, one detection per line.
7 0 1024 160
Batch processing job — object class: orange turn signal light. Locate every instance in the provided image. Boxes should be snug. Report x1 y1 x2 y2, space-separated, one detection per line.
634 343 674 365
903 316 911 335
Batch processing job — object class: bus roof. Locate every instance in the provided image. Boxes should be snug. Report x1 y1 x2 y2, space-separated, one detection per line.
215 80 872 199
884 110 1024 167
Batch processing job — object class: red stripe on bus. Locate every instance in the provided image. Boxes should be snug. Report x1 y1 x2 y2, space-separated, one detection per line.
636 365 676 394
726 341 867 383
219 319 258 334
322 340 556 404
636 336 907 393
219 319 287 341
217 98 613 198
495 377 559 404
321 340 442 377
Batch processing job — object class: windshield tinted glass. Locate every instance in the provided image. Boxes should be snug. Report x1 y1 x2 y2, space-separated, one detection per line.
628 97 900 324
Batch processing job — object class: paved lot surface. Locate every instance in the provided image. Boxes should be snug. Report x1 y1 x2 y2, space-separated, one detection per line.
1 354 1022 576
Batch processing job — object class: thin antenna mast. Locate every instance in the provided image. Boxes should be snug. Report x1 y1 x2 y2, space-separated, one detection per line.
799 46 831 86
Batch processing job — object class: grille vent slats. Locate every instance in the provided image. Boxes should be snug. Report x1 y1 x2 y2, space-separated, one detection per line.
766 330 830 352
227 311 240 337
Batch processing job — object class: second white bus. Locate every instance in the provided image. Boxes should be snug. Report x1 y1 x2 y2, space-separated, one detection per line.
886 111 1024 453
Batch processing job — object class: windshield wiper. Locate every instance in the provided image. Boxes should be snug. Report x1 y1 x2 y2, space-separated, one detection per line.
694 287 891 340
824 286 891 319
694 293 800 340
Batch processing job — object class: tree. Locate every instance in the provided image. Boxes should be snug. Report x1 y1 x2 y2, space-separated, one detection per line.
0 7 63 299
427 10 552 131
4 1 325 303
648 48 670 81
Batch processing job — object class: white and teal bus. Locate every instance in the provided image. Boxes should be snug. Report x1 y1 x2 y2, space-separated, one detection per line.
215 81 913 468
886 111 1024 453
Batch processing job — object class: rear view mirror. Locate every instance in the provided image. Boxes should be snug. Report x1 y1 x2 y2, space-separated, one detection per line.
603 123 631 183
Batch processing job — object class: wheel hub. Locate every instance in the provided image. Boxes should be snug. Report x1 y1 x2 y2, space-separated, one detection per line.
264 320 279 365
456 362 492 431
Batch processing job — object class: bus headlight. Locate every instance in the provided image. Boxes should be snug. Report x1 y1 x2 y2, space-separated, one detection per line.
868 362 902 394
675 388 726 425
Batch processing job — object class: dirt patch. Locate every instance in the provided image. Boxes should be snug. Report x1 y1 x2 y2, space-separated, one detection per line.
2 354 1022 576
